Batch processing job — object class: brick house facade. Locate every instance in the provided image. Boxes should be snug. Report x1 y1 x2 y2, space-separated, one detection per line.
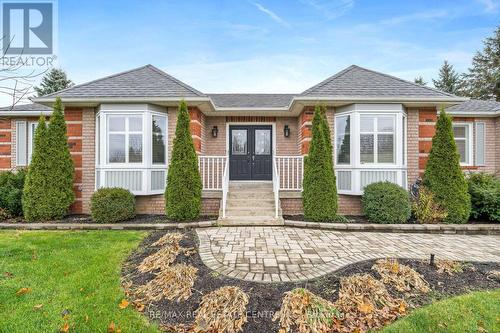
1 65 498 218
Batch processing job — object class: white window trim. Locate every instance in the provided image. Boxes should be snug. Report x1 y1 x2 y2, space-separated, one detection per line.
452 122 473 167
95 104 168 195
333 104 407 195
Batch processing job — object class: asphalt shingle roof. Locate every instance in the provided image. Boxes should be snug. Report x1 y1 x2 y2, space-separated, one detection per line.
208 94 294 108
446 99 500 114
42 65 205 98
0 103 51 112
301 65 457 98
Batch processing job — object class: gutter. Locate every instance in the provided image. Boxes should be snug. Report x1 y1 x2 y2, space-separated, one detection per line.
0 110 53 116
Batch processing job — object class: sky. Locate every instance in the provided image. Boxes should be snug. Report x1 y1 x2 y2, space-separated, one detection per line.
2 0 499 105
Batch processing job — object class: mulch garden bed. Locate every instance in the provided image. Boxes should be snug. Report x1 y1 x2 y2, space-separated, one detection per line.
0 214 217 224
121 230 500 333
284 214 497 224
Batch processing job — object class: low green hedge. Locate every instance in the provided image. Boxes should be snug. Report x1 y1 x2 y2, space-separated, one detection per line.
90 188 135 223
467 173 499 222
0 169 27 218
362 182 411 224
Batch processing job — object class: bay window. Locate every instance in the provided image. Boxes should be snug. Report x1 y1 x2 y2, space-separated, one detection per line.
96 104 168 195
334 104 406 195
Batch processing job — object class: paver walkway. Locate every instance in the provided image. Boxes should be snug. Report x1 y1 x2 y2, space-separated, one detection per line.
197 227 500 283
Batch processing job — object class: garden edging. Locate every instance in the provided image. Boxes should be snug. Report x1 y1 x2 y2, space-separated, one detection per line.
284 220 500 235
0 220 498 234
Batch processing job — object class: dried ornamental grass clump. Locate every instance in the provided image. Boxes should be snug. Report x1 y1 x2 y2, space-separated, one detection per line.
152 232 184 247
137 263 198 302
194 286 249 333
273 288 339 333
435 260 472 275
334 274 407 332
138 246 180 273
372 259 430 294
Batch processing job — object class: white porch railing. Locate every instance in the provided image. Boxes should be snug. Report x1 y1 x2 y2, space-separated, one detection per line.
198 156 227 190
275 156 304 191
221 157 229 218
272 157 280 218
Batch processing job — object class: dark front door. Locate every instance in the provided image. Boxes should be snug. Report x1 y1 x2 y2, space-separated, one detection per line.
229 125 272 181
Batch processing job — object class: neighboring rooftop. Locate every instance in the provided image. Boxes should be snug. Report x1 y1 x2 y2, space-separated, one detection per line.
41 65 205 98
446 99 500 114
0 103 51 112
301 65 457 98
208 94 294 108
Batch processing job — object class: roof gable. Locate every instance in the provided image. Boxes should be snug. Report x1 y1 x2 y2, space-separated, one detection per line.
208 94 294 108
302 65 456 98
42 65 205 98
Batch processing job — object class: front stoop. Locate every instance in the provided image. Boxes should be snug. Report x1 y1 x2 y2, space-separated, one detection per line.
218 182 284 226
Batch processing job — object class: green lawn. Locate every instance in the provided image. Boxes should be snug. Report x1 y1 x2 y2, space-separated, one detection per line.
0 230 160 333
380 289 500 333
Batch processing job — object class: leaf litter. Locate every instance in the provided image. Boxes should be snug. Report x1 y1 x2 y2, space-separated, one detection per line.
372 259 430 294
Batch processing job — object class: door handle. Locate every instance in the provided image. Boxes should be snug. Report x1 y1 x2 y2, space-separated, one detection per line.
252 155 255 161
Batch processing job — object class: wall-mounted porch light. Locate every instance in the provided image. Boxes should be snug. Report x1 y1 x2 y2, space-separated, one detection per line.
211 126 218 138
284 125 290 138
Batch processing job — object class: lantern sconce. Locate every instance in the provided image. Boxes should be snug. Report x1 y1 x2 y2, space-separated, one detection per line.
212 126 218 138
284 125 290 138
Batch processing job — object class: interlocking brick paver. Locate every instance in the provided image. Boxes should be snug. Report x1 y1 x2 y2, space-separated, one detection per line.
196 227 500 283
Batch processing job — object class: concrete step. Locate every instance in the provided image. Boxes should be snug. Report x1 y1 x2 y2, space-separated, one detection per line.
229 181 273 189
218 216 284 226
228 192 274 199
225 208 276 217
227 199 275 208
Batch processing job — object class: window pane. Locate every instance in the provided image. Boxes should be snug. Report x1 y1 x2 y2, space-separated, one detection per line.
360 134 374 163
152 116 167 164
336 116 350 164
109 117 125 132
377 116 394 132
360 116 374 132
378 134 394 163
129 117 142 132
254 129 271 155
129 134 142 163
109 134 126 163
453 126 466 138
455 139 467 163
231 130 247 155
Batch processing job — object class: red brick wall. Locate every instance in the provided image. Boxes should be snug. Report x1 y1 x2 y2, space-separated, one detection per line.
136 195 219 216
281 195 363 216
65 108 84 213
0 119 12 169
298 107 313 154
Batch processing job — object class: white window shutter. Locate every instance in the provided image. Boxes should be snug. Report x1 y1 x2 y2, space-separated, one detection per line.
15 121 27 166
475 122 485 166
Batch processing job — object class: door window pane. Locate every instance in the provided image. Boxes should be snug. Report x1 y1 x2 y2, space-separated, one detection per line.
377 134 394 163
360 134 374 163
336 115 350 164
152 115 167 164
231 130 247 155
129 134 143 163
109 134 126 163
254 129 271 155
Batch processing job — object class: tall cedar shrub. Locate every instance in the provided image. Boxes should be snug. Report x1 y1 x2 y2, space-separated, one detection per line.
302 105 338 221
22 98 75 221
22 117 50 221
423 108 471 223
0 169 27 217
166 100 202 220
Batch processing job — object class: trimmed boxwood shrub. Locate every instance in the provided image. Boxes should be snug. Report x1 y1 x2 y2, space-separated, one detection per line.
91 188 135 223
165 100 202 220
302 105 338 222
423 108 471 224
362 182 411 224
0 169 26 217
467 173 500 222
